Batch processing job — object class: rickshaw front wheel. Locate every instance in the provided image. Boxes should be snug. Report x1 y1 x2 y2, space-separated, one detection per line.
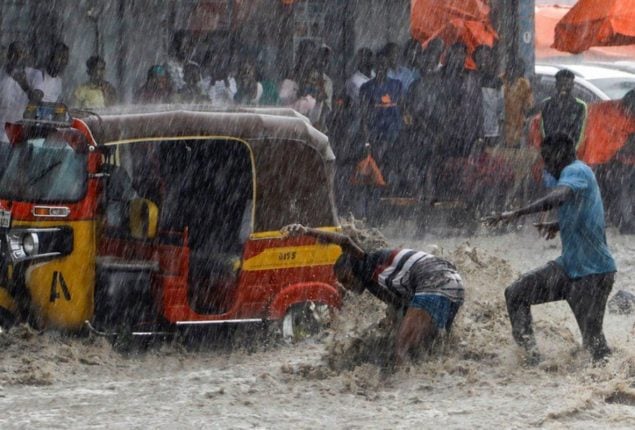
281 302 332 342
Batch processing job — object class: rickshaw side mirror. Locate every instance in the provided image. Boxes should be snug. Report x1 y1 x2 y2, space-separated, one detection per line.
129 198 159 240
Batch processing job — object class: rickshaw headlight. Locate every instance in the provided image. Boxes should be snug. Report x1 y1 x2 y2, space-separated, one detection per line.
22 233 39 256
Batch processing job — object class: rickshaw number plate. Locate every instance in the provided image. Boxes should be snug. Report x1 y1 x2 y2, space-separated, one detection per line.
0 210 11 228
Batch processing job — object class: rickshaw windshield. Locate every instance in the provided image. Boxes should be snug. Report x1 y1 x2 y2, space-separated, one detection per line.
0 135 87 202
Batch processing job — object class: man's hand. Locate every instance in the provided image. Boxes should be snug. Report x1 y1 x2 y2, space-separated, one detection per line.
280 224 308 237
481 210 520 226
534 222 559 240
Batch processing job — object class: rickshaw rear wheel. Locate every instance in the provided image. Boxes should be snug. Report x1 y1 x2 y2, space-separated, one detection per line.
281 302 332 342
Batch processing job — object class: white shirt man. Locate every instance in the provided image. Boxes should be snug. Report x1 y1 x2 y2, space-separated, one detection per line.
345 70 375 103
166 59 184 91
201 76 237 108
28 68 63 102
0 70 30 142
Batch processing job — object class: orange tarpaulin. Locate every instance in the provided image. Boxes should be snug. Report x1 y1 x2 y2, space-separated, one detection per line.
411 0 497 68
578 100 635 165
535 5 635 60
553 0 635 54
411 0 491 39
425 19 498 69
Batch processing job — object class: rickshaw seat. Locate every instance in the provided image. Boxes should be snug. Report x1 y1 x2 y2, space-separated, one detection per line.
188 251 241 314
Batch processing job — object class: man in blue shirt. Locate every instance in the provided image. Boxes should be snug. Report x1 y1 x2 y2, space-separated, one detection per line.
486 132 617 364
359 48 403 177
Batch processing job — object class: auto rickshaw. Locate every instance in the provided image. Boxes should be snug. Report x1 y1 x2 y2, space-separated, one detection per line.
0 103 342 339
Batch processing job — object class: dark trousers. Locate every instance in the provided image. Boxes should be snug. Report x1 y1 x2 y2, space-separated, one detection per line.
505 262 615 360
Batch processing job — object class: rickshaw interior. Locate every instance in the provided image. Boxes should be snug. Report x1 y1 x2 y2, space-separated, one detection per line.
101 138 254 315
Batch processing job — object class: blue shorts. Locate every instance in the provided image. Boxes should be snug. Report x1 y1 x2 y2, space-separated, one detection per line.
409 294 462 331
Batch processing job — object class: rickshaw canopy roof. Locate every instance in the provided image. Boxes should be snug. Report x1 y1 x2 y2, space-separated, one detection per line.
78 106 339 231
79 106 334 162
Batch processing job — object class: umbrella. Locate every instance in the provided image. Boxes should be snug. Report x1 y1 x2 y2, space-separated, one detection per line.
536 5 635 60
425 18 498 68
411 0 491 41
553 0 635 54
411 0 497 69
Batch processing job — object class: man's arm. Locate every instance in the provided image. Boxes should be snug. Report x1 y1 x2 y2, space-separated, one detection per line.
572 100 588 146
358 86 371 142
515 185 573 216
527 97 547 118
485 185 574 224
281 224 366 259
13 68 43 102
533 220 559 240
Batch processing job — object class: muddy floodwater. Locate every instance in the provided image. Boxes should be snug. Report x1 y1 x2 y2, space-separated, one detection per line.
1 226 635 429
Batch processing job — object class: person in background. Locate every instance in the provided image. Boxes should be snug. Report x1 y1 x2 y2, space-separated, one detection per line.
165 30 195 92
486 133 616 365
403 38 445 198
359 48 403 182
328 93 359 211
316 45 334 111
234 59 263 105
279 39 317 107
503 59 533 148
345 48 374 104
536 69 587 148
424 42 483 214
72 55 117 109
201 49 237 108
134 65 174 104
281 224 464 366
421 37 444 74
359 48 403 158
404 38 444 124
433 42 483 159
0 41 42 143
474 45 504 148
385 40 420 92
258 57 280 106
178 62 207 103
28 42 69 103
342 48 375 192
292 61 329 130
499 59 536 206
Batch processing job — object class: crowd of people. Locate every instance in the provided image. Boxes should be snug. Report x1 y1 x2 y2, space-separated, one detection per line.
1 32 631 226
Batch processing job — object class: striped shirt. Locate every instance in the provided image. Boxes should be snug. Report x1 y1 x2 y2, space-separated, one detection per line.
352 249 464 306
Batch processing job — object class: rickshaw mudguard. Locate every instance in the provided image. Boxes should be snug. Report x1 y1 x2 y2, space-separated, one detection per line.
238 230 343 321
15 220 96 330
267 282 341 321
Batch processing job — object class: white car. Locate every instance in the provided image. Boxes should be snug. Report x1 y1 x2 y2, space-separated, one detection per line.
593 60 635 75
534 63 635 103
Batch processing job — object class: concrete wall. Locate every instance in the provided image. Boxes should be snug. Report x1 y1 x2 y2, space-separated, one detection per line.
352 0 411 52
